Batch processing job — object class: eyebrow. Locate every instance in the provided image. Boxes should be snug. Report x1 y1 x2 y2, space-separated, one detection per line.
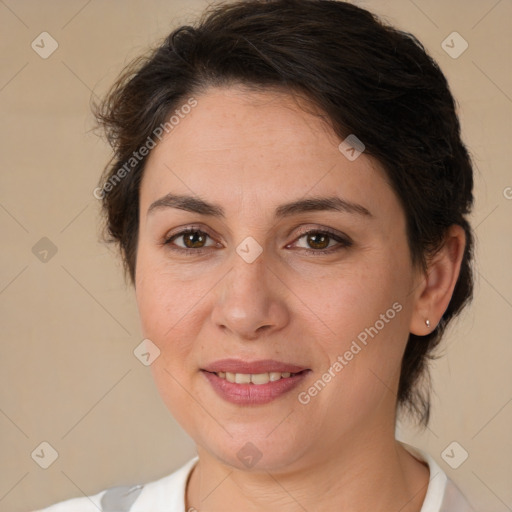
147 193 372 219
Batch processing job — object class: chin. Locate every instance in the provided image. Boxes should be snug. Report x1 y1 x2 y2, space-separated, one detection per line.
196 424 313 473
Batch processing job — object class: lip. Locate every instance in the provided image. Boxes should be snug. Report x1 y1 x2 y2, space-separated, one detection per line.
200 358 311 406
202 358 308 374
202 370 310 405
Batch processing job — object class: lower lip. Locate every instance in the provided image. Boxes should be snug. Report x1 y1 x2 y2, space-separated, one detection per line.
202 370 310 405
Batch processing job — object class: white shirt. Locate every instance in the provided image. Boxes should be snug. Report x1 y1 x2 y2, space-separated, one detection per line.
35 445 474 512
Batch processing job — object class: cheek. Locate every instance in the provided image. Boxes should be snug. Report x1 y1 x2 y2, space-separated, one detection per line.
314 257 412 399
136 243 190 329
318 262 401 341
135 254 194 361
135 262 204 431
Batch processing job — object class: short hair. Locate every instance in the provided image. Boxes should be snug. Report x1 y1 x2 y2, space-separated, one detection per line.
94 0 474 425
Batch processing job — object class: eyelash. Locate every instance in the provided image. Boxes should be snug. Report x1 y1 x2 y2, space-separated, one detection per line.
162 226 352 256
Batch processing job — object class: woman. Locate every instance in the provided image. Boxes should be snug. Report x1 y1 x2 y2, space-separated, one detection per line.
37 0 475 510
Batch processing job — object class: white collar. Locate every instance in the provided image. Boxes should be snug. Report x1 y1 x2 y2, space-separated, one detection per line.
132 444 460 512
400 442 449 512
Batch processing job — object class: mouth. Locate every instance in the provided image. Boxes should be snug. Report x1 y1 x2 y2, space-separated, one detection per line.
201 359 311 405
208 370 305 385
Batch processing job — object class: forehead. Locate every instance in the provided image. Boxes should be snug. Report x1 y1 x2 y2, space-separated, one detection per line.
140 86 395 218
152 87 337 162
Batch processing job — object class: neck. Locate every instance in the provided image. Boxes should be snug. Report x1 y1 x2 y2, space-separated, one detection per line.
186 433 429 512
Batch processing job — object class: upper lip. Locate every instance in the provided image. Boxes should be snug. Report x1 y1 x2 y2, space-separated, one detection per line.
202 359 308 374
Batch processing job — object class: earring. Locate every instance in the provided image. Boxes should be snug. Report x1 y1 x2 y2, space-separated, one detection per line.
425 319 431 329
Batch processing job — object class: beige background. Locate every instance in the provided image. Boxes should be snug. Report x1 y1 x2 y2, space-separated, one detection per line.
1 0 511 511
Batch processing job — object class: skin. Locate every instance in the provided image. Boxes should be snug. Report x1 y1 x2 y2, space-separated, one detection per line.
135 86 466 511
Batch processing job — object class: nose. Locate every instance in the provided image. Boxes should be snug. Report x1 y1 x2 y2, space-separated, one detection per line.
210 249 290 341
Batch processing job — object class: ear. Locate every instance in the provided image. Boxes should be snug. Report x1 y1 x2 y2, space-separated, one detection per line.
410 225 466 336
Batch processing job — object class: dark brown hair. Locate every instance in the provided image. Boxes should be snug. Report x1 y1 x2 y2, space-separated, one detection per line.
94 0 474 425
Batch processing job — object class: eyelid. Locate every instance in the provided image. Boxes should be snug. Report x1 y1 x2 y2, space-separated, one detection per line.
162 224 219 246
287 225 353 251
290 224 350 240
162 224 352 254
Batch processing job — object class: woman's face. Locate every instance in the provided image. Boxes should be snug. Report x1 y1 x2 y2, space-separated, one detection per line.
135 86 421 471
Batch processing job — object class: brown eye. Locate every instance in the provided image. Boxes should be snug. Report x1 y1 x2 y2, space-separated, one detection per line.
182 231 207 248
290 229 352 254
164 229 216 251
305 232 331 250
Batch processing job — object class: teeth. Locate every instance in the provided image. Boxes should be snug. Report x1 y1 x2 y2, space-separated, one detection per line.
215 371 297 384
251 373 270 385
235 373 251 384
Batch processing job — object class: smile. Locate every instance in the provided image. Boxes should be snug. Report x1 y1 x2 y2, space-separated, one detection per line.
213 371 300 384
201 361 310 405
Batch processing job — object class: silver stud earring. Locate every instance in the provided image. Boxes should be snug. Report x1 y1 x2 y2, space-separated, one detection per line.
425 319 430 328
